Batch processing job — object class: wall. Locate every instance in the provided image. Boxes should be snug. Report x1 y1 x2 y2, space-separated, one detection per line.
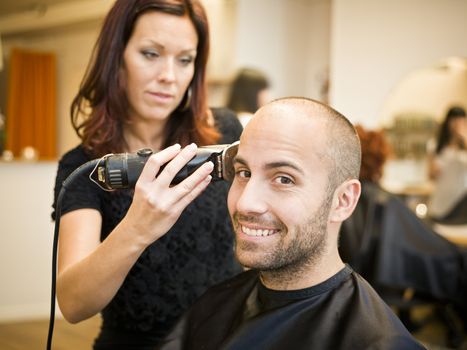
235 0 331 101
330 0 467 128
0 161 59 320
330 0 467 189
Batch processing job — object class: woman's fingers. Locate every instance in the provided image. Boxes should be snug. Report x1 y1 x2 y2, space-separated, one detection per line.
127 145 215 244
134 143 215 215
156 143 199 188
174 174 213 213
138 143 202 187
137 143 182 184
170 161 214 211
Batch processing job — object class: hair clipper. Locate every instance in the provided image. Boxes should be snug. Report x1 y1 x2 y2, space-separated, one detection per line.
94 141 239 190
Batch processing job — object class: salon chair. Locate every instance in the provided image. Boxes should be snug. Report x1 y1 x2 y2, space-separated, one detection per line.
339 182 467 348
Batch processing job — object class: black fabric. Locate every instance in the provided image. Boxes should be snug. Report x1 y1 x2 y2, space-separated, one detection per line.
159 266 426 350
376 195 467 306
340 182 467 307
51 108 243 349
339 181 390 282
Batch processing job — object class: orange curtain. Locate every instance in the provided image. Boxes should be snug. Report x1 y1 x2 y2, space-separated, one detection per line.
5 48 57 160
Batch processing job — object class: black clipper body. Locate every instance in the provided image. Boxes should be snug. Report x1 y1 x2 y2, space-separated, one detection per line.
96 142 239 190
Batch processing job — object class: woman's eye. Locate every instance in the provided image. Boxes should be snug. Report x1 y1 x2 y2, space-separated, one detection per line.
142 50 158 59
179 56 194 65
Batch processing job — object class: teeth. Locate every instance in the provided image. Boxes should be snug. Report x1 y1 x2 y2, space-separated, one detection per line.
242 226 274 237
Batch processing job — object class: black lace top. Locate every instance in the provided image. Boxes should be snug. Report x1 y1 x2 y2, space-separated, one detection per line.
52 108 243 349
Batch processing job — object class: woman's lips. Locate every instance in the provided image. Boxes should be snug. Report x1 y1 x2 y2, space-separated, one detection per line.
147 91 174 103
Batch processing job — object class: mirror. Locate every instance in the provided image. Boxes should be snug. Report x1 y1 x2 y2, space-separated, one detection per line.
379 57 467 195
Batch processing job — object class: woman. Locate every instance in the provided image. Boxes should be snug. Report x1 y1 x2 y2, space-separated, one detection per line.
226 67 271 127
427 106 467 222
52 0 242 349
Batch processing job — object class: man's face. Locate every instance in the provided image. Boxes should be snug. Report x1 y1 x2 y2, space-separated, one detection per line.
228 103 334 271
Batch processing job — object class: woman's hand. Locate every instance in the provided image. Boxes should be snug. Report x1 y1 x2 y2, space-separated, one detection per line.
57 143 213 322
122 143 214 246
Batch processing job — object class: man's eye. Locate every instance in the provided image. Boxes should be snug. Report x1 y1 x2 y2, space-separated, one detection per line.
275 176 294 185
236 170 251 178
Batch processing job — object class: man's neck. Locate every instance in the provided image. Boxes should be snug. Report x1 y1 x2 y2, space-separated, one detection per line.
259 252 345 291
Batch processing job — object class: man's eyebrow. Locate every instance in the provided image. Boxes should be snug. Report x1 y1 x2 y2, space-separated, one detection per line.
232 155 247 166
233 156 304 175
264 161 304 175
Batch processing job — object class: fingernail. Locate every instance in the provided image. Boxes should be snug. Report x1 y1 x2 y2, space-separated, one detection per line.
186 143 197 151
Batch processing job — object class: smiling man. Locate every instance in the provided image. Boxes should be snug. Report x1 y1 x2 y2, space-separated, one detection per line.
159 97 426 350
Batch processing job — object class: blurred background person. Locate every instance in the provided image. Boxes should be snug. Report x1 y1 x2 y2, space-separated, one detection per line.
226 67 271 127
427 106 467 224
356 125 392 184
51 1 242 349
339 124 392 279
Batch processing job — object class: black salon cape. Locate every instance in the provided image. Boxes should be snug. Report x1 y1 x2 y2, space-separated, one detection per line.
376 196 467 306
158 266 426 350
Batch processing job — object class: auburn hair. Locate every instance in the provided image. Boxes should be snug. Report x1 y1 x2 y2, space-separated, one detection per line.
355 125 392 182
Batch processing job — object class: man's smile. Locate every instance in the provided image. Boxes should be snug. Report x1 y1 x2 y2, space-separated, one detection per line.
241 225 278 237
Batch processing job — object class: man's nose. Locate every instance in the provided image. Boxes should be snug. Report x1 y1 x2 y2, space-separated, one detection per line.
235 179 268 215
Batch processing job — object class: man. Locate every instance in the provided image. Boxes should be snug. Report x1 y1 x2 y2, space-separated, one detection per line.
159 97 426 349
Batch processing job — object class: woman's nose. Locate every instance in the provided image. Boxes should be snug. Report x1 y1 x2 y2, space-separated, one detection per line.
158 58 176 82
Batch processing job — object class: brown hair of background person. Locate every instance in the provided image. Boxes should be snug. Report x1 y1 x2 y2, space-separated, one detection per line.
427 106 467 222
355 125 392 182
435 106 466 155
71 0 219 157
226 67 270 114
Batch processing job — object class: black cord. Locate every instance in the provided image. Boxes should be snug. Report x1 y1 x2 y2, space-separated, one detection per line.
46 189 63 350
46 159 99 350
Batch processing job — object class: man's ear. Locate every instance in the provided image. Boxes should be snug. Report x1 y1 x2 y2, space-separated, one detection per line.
329 179 361 223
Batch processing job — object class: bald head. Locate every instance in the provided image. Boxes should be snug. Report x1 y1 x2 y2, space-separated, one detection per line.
247 97 361 189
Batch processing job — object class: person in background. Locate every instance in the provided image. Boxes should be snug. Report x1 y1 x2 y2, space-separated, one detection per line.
51 1 242 349
158 97 425 350
355 125 392 183
338 125 392 278
225 67 271 127
427 106 467 223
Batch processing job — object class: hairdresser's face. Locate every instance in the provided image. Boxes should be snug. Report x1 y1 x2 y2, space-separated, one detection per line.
122 12 197 123
228 103 332 271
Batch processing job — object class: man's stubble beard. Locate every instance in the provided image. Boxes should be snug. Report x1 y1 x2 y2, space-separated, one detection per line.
234 190 333 283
